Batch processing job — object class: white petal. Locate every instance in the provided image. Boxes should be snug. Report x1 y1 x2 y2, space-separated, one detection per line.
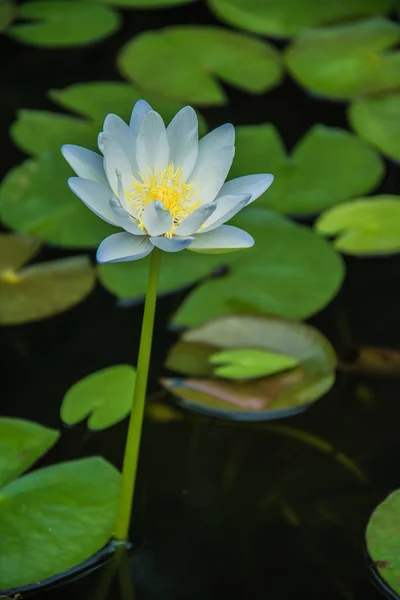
110 197 144 235
61 145 109 187
103 114 138 174
189 123 235 204
167 106 198 179
136 111 169 174
102 134 133 196
68 177 118 226
201 194 250 232
174 203 216 236
142 201 173 236
150 236 193 253
189 225 254 253
130 100 153 136
218 174 274 204
97 232 153 263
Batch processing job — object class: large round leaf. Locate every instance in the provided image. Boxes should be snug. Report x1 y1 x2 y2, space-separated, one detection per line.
163 315 336 420
0 457 120 591
0 153 116 248
61 365 136 430
349 94 400 162
173 210 345 327
366 489 400 596
11 110 99 157
230 124 384 215
117 26 283 106
208 0 393 39
0 255 96 324
98 249 234 299
8 1 120 47
48 81 207 135
315 196 400 256
0 0 15 32
0 418 59 490
285 18 400 100
0 233 41 272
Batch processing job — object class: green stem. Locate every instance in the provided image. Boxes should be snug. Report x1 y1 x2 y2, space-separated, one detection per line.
114 248 161 542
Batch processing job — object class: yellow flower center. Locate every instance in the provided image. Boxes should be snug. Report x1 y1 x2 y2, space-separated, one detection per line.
125 163 200 236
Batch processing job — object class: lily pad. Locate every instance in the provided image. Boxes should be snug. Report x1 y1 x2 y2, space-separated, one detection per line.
48 81 207 135
8 1 120 47
0 457 120 591
11 110 99 157
285 18 400 100
61 365 136 430
0 153 116 248
173 210 345 327
92 0 195 6
0 418 59 489
117 26 283 105
163 314 336 420
315 196 400 256
0 0 15 32
0 233 41 272
230 124 384 215
366 489 400 596
207 0 393 39
209 348 300 380
0 246 96 325
349 94 400 162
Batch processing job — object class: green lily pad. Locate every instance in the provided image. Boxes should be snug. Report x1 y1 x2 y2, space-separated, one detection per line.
349 94 400 162
285 18 400 100
48 81 207 135
0 234 41 272
8 1 120 47
173 210 345 327
230 124 384 215
0 418 59 489
366 489 400 596
207 0 393 39
11 110 99 157
163 314 336 420
61 365 136 430
209 348 300 380
117 26 283 106
98 248 234 299
0 0 15 32
315 196 400 256
0 457 120 592
0 250 96 325
91 0 195 6
0 153 116 248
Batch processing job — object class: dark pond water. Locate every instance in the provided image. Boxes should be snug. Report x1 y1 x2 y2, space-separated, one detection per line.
2 2 400 599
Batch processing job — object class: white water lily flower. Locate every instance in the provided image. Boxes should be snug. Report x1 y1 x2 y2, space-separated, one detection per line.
62 100 273 263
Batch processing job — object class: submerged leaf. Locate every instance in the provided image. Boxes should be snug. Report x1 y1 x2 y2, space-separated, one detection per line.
0 457 120 591
339 347 400 377
0 153 116 248
173 210 344 327
164 315 336 420
315 196 400 255
0 418 59 489
0 0 15 32
230 124 384 215
61 365 136 430
91 0 196 6
349 94 400 162
208 0 393 39
285 18 400 100
117 26 283 105
367 489 400 595
8 1 120 47
209 348 299 380
0 255 96 325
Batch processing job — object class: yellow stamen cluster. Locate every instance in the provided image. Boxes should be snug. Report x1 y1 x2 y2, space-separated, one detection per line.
125 163 200 236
